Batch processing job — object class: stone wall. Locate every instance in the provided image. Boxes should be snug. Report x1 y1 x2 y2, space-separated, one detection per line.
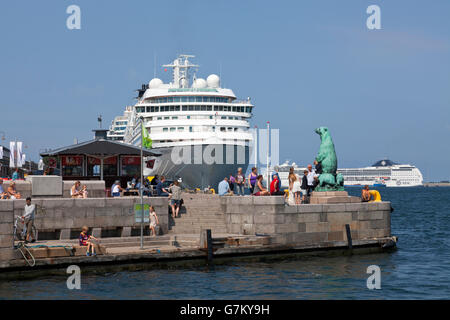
221 196 391 245
0 197 170 262
1 180 106 198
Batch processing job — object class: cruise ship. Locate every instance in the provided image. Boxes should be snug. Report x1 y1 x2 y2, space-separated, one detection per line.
107 106 133 141
268 159 423 188
338 159 423 187
120 54 254 189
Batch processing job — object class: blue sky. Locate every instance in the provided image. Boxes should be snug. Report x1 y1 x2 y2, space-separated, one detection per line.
0 0 449 181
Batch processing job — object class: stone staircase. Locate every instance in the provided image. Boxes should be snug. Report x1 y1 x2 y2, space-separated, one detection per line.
168 193 227 235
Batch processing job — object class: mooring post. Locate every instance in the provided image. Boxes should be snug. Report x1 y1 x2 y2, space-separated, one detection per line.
345 224 353 250
200 229 213 264
206 229 213 264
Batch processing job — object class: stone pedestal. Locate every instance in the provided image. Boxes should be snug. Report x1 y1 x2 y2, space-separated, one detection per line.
26 175 63 197
309 191 361 204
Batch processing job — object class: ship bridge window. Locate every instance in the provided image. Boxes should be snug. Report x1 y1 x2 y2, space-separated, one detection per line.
170 128 176 132
164 116 169 120
220 127 226 132
172 116 178 120
207 105 212 111
157 117 162 120
189 97 195 102
167 97 173 103
163 128 168 132
177 127 184 132
195 105 201 111
181 97 188 102
174 97 180 102
221 116 226 119
189 106 194 111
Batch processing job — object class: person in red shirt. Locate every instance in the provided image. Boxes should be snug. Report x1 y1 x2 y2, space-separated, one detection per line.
270 174 285 196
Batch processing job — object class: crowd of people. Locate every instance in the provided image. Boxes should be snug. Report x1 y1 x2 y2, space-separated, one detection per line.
0 178 22 199
217 162 323 205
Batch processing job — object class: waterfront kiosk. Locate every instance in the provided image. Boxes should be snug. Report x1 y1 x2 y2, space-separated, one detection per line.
40 130 160 190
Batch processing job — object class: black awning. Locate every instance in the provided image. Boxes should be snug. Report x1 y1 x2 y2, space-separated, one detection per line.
40 139 161 157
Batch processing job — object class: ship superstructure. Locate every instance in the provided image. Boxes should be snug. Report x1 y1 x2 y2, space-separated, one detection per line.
122 54 254 188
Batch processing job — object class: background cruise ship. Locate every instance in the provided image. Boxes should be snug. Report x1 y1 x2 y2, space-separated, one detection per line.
267 159 423 188
114 54 254 189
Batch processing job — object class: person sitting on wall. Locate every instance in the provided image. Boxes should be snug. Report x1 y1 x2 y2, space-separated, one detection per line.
270 173 285 196
70 181 84 198
156 176 169 197
0 178 10 199
218 177 233 196
314 160 323 175
7 181 21 199
361 185 372 202
79 226 99 257
253 175 270 196
111 180 124 197
81 185 88 198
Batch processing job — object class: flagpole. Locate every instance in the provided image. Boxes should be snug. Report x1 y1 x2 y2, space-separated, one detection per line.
140 117 144 250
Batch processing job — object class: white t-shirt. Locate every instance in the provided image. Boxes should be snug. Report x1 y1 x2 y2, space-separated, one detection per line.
112 184 120 193
307 170 316 186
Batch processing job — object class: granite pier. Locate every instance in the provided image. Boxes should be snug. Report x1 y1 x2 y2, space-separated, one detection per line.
0 191 395 274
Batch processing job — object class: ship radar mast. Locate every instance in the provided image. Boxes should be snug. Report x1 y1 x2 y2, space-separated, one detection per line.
163 54 199 88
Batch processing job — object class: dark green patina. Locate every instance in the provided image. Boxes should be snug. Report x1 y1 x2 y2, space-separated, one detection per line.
314 127 345 191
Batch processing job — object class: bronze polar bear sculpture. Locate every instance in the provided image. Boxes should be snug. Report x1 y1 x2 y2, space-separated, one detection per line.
314 127 344 191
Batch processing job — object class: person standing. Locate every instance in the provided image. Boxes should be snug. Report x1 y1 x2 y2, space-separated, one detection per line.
248 167 258 194
228 173 235 193
300 170 309 203
314 160 323 175
306 164 316 196
149 206 159 236
168 180 182 218
234 167 246 196
22 197 36 243
12 168 19 181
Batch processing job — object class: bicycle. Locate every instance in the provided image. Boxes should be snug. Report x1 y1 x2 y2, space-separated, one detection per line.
13 216 37 242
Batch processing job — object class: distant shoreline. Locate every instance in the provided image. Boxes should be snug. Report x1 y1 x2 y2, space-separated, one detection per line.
423 182 450 187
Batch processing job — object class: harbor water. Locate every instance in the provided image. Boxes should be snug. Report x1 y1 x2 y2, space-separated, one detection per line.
1 187 449 299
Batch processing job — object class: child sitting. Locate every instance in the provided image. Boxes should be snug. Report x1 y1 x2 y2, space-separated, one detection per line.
79 226 98 256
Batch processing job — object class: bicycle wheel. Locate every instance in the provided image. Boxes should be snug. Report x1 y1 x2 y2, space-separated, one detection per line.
32 225 38 241
14 224 24 241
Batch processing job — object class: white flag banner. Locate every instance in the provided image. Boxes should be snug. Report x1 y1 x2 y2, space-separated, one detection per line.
22 154 26 167
16 142 23 168
9 141 16 168
38 158 44 170
0 146 3 160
